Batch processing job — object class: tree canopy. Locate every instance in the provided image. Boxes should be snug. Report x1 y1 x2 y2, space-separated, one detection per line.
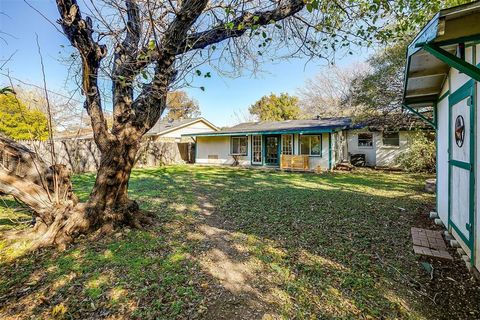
249 93 301 121
165 91 201 120
0 93 49 140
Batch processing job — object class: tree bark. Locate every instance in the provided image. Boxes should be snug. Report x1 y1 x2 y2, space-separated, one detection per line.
0 133 145 249
86 139 141 227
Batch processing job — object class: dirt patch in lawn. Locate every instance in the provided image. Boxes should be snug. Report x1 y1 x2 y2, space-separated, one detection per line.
191 193 274 319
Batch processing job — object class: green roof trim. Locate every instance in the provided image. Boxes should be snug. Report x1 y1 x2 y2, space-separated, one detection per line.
401 104 436 129
423 43 480 82
183 128 336 137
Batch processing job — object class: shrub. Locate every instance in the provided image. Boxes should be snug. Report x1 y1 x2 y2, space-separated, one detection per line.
396 131 436 173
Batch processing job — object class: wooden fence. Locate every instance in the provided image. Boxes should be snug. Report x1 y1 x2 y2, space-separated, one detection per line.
18 138 192 173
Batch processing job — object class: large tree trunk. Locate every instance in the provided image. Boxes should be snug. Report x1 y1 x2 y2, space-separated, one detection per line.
85 139 141 227
0 134 145 249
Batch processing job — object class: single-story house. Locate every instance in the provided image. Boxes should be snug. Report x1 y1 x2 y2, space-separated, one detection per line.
402 2 480 273
145 117 219 142
183 117 423 170
144 117 219 163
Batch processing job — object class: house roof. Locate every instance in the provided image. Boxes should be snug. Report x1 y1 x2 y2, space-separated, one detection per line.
403 1 480 108
353 114 434 131
183 117 353 137
145 117 219 136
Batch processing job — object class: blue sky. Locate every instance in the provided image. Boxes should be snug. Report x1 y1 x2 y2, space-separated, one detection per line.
0 0 372 127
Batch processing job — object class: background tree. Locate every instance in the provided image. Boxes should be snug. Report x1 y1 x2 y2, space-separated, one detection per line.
0 92 49 140
0 0 442 247
347 0 469 125
249 93 300 121
349 42 407 119
298 64 367 118
13 86 86 133
165 91 200 120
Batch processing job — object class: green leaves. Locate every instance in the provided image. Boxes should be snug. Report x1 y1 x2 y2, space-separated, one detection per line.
0 92 49 140
224 22 235 30
148 39 155 51
249 93 301 121
306 0 319 13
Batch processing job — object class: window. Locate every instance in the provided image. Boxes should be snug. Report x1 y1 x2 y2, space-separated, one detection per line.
231 136 248 155
282 135 293 155
383 132 400 147
358 133 373 148
300 135 322 156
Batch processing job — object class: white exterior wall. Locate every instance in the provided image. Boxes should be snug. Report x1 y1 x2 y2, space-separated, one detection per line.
376 131 414 167
437 83 449 225
346 130 378 166
195 133 331 170
347 130 415 167
160 121 216 139
195 136 251 166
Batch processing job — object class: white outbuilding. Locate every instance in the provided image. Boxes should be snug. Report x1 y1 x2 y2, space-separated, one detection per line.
403 2 480 273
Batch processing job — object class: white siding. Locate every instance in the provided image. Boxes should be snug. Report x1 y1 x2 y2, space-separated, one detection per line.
346 130 377 166
449 46 474 93
437 88 449 225
347 130 415 167
376 131 413 167
196 136 251 166
438 44 477 266
160 121 216 139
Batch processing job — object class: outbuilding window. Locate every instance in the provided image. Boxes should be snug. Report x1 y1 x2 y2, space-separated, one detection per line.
231 136 248 155
358 133 373 148
383 132 400 147
300 135 322 156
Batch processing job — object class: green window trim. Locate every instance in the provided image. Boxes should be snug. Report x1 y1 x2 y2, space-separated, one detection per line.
299 134 323 157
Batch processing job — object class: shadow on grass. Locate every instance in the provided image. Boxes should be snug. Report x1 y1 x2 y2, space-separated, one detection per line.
1 165 478 319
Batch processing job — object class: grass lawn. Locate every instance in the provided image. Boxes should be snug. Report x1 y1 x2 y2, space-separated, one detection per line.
1 165 479 319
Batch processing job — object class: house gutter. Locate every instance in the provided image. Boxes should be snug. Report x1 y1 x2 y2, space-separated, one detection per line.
182 128 342 138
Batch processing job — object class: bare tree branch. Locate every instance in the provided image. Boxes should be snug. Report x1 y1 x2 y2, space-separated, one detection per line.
56 0 111 151
179 0 304 53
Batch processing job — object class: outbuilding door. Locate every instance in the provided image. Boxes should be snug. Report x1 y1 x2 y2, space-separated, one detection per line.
448 81 475 252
